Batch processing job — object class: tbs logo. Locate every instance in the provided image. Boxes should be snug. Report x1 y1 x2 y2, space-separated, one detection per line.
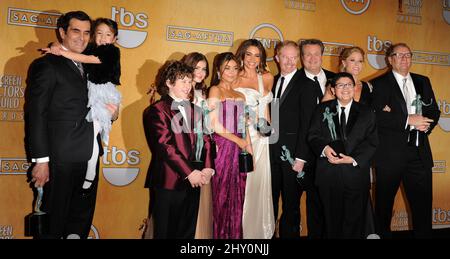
367 35 391 70
438 100 450 132
102 146 140 187
112 7 148 48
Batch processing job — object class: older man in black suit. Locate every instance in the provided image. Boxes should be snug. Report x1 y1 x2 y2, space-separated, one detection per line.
371 43 440 238
26 11 118 239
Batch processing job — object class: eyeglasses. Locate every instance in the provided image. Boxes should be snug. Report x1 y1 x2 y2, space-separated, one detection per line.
391 52 413 59
335 83 354 89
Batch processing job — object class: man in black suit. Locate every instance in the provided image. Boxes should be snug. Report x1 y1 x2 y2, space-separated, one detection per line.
270 39 333 238
308 72 378 238
26 11 117 239
371 43 440 238
294 39 336 239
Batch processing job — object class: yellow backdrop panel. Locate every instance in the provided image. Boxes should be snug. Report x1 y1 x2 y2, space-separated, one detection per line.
0 0 449 238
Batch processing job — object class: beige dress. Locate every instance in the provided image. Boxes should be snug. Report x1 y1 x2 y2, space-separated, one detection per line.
193 89 213 239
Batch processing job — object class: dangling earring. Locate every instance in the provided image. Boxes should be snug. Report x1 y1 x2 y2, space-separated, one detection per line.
217 72 221 80
256 64 260 73
240 60 243 68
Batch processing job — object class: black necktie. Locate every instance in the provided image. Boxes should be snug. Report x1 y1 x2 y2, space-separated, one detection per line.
340 107 347 140
275 77 285 100
314 76 323 101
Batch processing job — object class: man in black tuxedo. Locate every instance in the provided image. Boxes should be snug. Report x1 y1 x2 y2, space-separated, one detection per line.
308 72 378 238
26 11 117 239
371 43 440 238
270 39 334 238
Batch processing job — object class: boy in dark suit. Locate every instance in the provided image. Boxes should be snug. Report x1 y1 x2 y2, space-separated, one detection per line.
308 72 378 238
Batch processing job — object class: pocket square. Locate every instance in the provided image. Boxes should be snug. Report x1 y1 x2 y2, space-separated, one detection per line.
382 105 391 112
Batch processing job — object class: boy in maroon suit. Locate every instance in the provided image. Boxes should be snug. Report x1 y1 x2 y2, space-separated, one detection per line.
143 60 215 239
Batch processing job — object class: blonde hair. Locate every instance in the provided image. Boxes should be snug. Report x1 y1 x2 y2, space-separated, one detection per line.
339 46 365 72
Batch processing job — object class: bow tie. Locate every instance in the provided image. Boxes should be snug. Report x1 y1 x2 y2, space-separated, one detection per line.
172 100 190 110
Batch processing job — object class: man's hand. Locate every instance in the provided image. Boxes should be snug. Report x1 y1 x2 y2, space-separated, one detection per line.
106 104 119 121
415 124 430 132
187 170 204 188
292 160 305 173
329 154 354 165
324 145 339 163
31 162 50 188
201 168 214 184
408 114 433 128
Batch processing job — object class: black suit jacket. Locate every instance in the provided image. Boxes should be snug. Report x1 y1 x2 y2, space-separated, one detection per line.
370 71 440 169
26 54 95 162
308 100 378 187
270 68 335 174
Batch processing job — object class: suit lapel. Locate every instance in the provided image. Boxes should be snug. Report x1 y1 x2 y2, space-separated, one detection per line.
63 57 85 80
280 70 300 106
388 72 408 117
346 101 360 138
411 73 423 99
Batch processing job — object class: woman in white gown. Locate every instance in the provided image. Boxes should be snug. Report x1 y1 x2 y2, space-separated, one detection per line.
234 39 275 239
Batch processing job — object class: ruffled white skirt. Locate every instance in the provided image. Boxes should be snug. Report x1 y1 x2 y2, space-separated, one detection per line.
85 81 121 145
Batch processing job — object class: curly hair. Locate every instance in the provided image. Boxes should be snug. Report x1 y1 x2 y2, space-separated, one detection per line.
154 60 193 96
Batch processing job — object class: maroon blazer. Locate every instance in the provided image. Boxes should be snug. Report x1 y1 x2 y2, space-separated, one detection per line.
143 95 214 190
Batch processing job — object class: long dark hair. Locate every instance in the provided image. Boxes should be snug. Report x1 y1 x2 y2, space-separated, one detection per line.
210 52 238 87
235 39 267 73
181 52 209 96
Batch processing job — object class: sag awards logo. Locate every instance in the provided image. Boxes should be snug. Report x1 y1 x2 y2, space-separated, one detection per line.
111 6 148 48
397 0 423 25
438 99 450 132
433 161 446 174
0 158 29 175
166 25 234 47
101 146 140 187
0 225 13 239
444 0 450 25
323 41 353 56
1 75 25 122
391 210 409 231
7 7 60 29
298 40 353 57
249 23 284 62
340 0 371 15
366 35 392 70
284 0 316 12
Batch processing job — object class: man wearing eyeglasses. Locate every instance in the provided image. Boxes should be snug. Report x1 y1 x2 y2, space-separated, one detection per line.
371 43 440 239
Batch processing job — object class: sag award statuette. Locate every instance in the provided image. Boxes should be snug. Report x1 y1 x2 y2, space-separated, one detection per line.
323 106 345 157
239 105 253 173
26 187 49 238
280 145 305 183
410 94 433 147
192 119 205 170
